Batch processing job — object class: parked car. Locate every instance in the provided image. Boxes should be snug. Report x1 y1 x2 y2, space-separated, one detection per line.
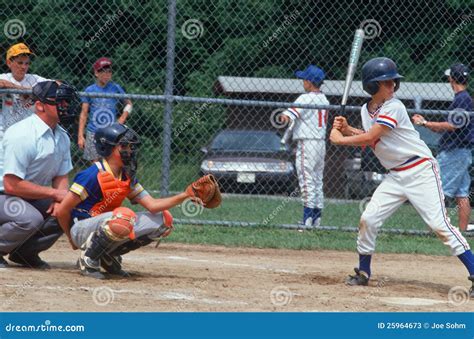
199 130 298 194
344 125 474 205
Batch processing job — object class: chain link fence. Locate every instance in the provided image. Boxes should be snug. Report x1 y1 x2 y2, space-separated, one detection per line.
0 0 473 233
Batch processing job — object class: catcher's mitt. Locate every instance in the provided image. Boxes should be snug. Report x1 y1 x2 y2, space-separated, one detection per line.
185 174 222 208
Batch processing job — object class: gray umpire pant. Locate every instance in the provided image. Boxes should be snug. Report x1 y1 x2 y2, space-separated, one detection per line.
70 211 166 250
0 195 62 256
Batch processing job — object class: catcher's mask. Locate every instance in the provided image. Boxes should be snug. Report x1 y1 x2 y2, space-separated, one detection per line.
94 123 141 179
32 81 80 125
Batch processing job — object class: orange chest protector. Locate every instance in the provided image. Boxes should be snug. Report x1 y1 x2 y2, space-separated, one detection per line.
90 163 131 217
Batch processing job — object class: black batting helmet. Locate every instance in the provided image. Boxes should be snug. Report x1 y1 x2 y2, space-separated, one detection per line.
94 123 140 158
361 57 403 95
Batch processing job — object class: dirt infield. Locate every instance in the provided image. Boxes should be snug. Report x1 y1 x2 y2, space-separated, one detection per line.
0 238 472 312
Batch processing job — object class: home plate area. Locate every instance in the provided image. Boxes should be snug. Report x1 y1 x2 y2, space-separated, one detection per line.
0 239 472 312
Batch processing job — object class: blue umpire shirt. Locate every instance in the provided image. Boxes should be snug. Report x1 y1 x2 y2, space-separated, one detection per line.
439 90 473 151
1 114 73 191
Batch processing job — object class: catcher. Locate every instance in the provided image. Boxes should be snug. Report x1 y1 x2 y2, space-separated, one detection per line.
54 123 221 279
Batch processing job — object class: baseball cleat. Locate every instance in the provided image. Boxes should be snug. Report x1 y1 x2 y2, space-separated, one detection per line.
345 268 369 286
0 256 9 268
8 252 50 270
79 253 106 280
101 254 130 277
468 275 474 298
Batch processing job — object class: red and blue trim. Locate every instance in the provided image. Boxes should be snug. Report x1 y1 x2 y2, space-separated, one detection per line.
376 115 397 129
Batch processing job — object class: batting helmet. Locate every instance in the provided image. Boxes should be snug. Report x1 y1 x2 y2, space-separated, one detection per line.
361 57 403 95
94 123 140 158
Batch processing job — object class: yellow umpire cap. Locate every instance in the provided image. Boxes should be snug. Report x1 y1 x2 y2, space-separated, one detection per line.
6 43 34 61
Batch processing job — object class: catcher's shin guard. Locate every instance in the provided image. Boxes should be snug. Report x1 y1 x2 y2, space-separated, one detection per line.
101 254 130 277
79 231 107 280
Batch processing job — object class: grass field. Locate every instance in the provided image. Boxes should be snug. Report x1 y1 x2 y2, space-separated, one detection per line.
121 195 473 257
164 224 472 257
167 195 461 230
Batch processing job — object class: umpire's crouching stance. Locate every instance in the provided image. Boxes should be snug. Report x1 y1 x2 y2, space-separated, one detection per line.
0 81 78 269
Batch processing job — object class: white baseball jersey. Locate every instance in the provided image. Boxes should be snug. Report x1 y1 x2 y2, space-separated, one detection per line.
0 73 49 130
361 98 433 170
283 92 329 140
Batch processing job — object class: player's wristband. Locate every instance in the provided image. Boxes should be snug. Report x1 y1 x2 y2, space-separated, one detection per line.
124 104 133 114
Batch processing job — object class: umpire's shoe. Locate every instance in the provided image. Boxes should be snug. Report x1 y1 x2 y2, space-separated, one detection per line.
469 275 474 298
345 268 369 286
9 252 50 270
101 254 130 277
79 252 106 280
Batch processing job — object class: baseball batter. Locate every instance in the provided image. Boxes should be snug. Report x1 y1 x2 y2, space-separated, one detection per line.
54 123 221 279
330 57 474 296
282 65 329 227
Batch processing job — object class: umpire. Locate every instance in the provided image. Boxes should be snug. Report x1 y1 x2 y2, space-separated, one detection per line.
0 81 78 269
413 63 473 231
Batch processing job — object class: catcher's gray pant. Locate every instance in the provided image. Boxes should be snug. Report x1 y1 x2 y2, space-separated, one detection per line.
70 211 167 250
0 196 54 255
295 139 325 209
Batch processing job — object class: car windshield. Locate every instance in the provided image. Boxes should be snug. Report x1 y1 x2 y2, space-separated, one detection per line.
210 131 281 152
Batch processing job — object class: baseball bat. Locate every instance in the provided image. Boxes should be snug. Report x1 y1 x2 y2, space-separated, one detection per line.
280 119 295 145
340 29 365 116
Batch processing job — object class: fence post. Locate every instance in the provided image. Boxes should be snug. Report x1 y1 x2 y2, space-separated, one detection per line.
161 0 177 196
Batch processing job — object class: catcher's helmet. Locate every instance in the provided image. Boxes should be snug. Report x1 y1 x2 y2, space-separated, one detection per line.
361 57 403 95
94 123 140 158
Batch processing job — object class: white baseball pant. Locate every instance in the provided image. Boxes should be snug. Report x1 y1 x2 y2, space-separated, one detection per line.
358 159 470 256
295 139 325 209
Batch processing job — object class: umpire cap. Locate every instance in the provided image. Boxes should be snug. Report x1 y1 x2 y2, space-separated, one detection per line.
362 57 403 95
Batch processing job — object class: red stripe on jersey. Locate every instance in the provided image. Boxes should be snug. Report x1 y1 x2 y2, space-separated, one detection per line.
391 158 429 171
378 115 398 126
318 110 322 128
